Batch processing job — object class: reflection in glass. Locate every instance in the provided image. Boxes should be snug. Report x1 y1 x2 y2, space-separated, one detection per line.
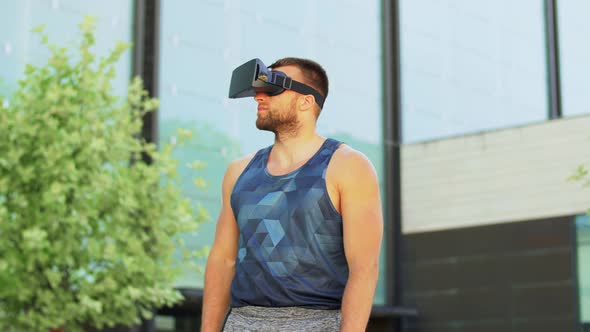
0 0 132 98
577 214 590 323
159 0 385 304
400 0 548 143
557 0 590 117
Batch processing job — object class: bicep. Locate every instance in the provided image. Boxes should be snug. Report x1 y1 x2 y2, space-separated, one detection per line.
340 156 384 272
209 200 239 262
208 165 241 263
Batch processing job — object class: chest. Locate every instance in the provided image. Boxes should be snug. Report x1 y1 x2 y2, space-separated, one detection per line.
231 168 342 229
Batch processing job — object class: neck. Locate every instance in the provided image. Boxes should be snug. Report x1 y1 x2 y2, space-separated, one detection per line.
271 127 324 165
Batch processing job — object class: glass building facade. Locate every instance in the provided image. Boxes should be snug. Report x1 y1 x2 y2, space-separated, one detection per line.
399 0 548 143
0 0 133 98
157 0 385 303
557 0 590 117
2 0 590 330
577 215 590 323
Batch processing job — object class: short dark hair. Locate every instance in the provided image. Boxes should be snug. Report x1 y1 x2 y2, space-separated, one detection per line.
269 57 329 102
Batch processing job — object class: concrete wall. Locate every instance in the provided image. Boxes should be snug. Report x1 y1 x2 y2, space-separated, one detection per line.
402 115 590 233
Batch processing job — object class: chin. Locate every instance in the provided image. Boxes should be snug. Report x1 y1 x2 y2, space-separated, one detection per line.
256 120 271 131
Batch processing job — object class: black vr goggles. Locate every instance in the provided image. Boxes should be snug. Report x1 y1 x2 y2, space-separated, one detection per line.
228 58 325 109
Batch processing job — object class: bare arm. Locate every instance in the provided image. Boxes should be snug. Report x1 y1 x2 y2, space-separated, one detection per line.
201 158 250 332
336 148 384 332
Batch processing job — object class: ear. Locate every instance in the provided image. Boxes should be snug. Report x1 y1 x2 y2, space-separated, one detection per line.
299 95 315 111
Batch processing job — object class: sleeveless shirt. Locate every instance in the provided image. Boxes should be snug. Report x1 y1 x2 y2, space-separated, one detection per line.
229 138 348 309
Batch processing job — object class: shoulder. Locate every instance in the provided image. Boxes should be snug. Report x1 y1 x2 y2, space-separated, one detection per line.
331 144 377 177
225 153 255 180
228 153 256 172
221 153 256 192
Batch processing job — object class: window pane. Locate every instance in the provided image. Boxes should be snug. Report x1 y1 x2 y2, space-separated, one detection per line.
0 0 133 98
400 0 548 143
557 0 590 117
577 214 590 323
159 0 386 304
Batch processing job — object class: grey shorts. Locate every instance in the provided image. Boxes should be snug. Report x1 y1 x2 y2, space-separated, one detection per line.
223 306 342 332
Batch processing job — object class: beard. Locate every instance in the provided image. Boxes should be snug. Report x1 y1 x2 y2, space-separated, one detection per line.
256 99 300 135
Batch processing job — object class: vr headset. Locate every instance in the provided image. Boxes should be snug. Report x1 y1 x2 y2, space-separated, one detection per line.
228 58 325 109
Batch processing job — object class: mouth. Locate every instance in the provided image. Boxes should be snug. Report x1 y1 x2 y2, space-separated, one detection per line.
257 105 268 114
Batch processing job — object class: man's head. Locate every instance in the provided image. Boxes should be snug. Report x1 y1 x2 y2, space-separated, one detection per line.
268 57 329 117
250 57 329 136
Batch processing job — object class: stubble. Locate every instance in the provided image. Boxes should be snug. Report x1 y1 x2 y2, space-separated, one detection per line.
256 99 300 136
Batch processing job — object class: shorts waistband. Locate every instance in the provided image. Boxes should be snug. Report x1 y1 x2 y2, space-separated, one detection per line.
230 306 340 319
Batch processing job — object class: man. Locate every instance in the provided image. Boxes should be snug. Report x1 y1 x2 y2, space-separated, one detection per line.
201 57 383 331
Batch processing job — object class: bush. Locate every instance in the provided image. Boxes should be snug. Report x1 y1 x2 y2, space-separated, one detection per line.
0 17 207 332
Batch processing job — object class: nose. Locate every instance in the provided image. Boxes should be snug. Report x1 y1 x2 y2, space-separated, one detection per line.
254 92 268 102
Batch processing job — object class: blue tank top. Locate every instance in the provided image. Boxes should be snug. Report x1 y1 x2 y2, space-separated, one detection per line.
230 138 348 309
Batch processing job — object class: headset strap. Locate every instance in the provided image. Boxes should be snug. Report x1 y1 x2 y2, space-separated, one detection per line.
272 73 325 109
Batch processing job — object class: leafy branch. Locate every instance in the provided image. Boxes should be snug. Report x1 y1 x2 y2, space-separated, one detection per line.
0 17 208 332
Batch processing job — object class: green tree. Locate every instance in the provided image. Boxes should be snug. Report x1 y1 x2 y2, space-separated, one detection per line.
0 17 207 332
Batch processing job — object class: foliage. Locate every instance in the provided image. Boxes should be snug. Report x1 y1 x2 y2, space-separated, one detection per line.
570 165 590 187
0 17 208 331
570 164 590 216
